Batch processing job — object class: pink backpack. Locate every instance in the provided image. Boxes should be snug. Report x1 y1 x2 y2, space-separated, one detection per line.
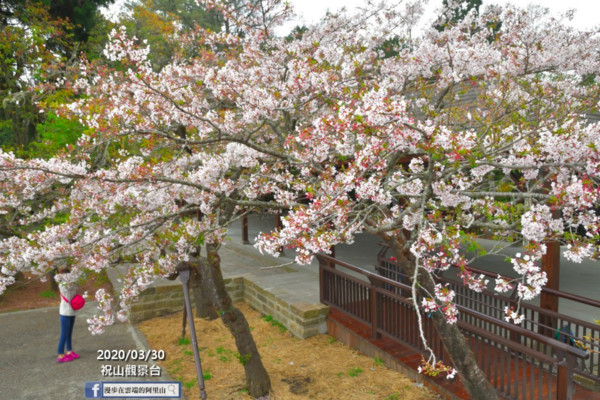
61 293 86 311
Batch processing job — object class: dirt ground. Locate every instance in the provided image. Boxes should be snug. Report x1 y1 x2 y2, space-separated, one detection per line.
0 271 112 313
138 303 438 400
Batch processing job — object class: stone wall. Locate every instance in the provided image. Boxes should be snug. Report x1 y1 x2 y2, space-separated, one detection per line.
128 276 328 339
242 279 329 339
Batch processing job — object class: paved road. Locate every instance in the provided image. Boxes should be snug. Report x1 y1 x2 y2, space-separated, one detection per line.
0 304 179 400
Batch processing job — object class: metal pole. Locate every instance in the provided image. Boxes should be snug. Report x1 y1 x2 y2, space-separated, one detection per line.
181 301 187 339
178 268 207 400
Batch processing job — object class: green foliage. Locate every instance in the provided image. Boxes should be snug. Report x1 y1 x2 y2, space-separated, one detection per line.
40 0 115 44
27 113 84 158
234 352 251 365
285 25 308 43
373 357 384 367
261 314 287 333
183 350 193 356
177 337 191 346
347 367 363 377
435 0 482 31
215 346 233 362
121 0 222 71
0 2 73 148
376 36 406 59
40 289 58 298
183 379 196 389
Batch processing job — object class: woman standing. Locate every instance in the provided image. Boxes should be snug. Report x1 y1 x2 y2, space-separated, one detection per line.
56 267 81 363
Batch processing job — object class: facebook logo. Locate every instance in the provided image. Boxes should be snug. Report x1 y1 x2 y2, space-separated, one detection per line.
85 382 103 398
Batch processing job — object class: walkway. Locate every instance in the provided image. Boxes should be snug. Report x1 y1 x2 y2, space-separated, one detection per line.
0 303 178 400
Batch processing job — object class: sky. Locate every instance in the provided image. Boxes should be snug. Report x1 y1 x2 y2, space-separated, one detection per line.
283 0 600 33
103 0 600 33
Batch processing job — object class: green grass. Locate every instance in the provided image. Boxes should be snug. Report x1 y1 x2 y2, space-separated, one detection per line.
40 290 58 299
328 336 337 344
203 370 212 380
216 346 233 362
347 367 363 377
183 350 193 356
261 314 287 333
235 352 251 365
374 357 384 367
178 338 191 346
183 379 196 389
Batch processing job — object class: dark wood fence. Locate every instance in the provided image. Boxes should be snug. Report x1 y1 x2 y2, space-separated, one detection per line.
318 253 591 400
375 245 600 385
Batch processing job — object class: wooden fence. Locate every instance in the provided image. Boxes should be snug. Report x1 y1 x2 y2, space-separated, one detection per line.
318 253 592 400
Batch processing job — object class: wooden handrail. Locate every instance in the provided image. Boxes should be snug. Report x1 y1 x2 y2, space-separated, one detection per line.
376 244 600 310
439 273 600 331
456 318 558 365
457 304 589 360
317 254 413 291
319 253 590 360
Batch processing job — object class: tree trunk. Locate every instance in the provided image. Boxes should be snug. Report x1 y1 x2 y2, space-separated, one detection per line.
190 269 218 320
49 269 58 292
387 238 499 400
429 312 499 399
196 243 271 398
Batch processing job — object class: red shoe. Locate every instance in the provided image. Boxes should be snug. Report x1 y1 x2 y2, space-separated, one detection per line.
57 354 72 363
67 351 80 360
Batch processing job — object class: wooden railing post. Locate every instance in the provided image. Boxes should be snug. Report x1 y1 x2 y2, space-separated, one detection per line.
540 239 560 337
557 361 568 400
557 354 576 400
317 255 331 305
370 286 380 339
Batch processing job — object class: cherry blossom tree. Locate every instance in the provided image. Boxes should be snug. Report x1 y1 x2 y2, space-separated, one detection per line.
0 1 298 396
253 2 600 399
1 1 600 399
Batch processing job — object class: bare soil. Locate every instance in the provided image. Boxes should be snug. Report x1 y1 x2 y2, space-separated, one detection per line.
138 302 438 400
0 271 113 313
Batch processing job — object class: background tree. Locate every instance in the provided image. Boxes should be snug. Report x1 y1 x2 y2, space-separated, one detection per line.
435 0 482 30
42 0 115 44
0 0 113 149
120 0 223 71
0 1 67 148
